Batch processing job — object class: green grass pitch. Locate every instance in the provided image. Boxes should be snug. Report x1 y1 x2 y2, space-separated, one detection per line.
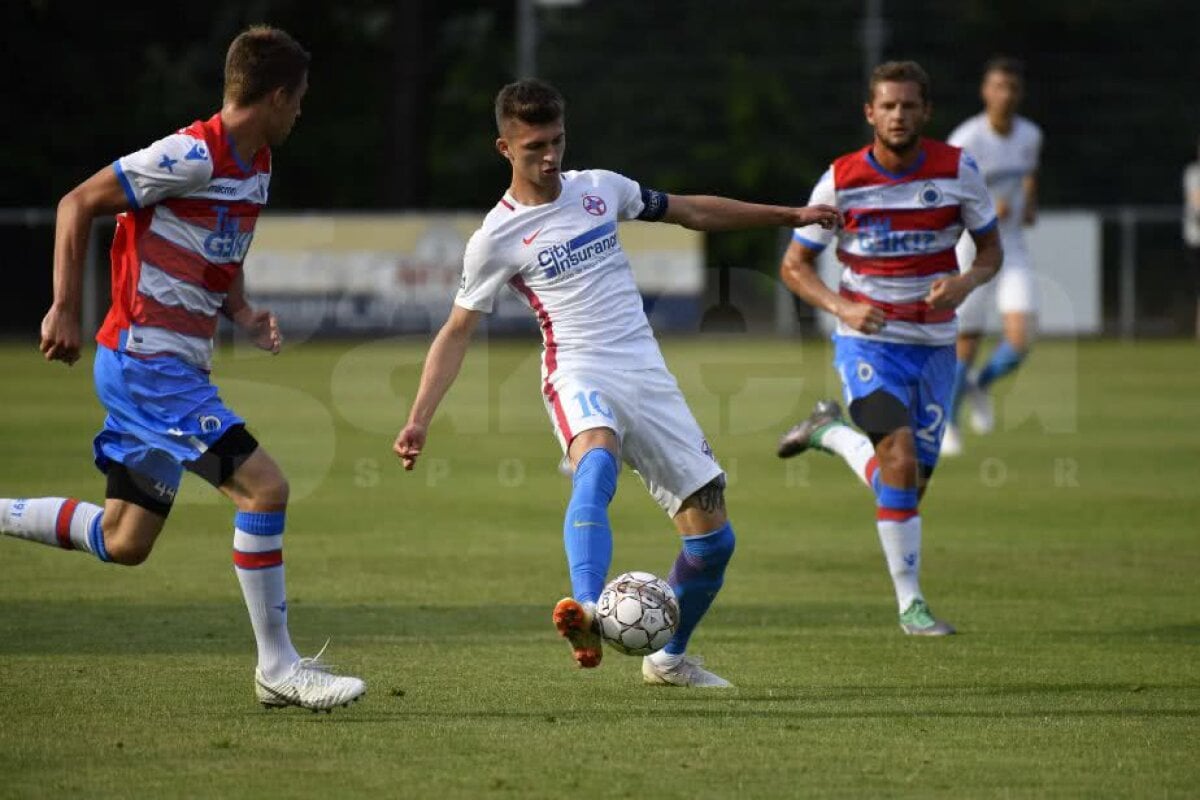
1 336 1197 798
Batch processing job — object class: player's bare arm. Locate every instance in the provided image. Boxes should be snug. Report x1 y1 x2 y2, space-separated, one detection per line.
222 272 282 354
926 227 1003 309
42 167 133 366
779 239 886 334
1022 171 1039 225
662 195 839 232
393 305 482 470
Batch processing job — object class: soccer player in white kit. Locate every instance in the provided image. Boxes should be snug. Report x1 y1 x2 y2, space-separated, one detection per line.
942 58 1042 455
392 79 838 687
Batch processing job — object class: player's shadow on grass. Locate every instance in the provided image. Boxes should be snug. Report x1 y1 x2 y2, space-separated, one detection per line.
0 601 902 655
4 601 1196 656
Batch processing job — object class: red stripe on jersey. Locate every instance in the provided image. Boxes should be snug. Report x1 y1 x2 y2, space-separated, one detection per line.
163 198 263 229
508 276 573 441
834 140 962 190
839 288 956 324
837 248 960 277
131 293 219 339
877 507 919 522
97 208 155 351
498 197 515 211
233 549 283 570
139 231 239 292
55 498 79 550
843 205 961 232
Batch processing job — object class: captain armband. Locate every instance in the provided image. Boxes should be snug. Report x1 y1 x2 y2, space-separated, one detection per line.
637 188 669 222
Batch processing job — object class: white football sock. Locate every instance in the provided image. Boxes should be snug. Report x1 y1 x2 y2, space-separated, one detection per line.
233 515 300 681
816 424 877 488
648 649 684 668
877 516 923 611
1 497 103 554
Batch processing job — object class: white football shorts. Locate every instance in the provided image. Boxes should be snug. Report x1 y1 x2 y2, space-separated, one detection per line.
956 236 1037 332
541 365 724 517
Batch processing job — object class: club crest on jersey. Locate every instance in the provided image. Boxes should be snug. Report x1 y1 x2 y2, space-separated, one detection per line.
582 195 607 216
918 182 943 207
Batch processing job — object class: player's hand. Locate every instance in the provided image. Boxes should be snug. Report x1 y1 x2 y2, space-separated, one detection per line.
39 305 82 366
994 199 1010 221
925 275 975 309
793 204 841 230
836 301 887 335
235 307 283 354
393 423 427 471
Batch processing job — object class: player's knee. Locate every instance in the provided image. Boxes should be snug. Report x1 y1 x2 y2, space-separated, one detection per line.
248 474 290 509
879 449 919 486
100 522 153 566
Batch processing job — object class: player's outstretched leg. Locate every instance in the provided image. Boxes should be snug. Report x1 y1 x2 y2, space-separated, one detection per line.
874 483 955 636
553 446 617 668
777 400 880 489
644 482 736 688
1 497 110 559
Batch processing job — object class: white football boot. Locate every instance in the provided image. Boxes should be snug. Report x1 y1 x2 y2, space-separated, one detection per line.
255 643 366 712
642 654 733 688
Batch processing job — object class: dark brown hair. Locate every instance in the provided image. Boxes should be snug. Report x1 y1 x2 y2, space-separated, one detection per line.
224 25 310 105
983 56 1025 82
494 79 565 132
868 60 931 104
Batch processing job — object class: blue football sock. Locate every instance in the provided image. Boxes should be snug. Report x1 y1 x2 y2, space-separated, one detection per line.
664 522 736 656
976 341 1025 390
87 512 111 563
875 483 919 515
949 359 970 424
562 448 618 604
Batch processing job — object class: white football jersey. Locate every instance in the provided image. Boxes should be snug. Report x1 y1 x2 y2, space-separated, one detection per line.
455 169 666 376
948 114 1041 261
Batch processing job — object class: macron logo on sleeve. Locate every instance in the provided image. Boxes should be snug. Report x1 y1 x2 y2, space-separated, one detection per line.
185 142 209 161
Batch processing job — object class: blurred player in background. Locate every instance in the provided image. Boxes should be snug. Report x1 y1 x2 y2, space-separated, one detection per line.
0 26 365 712
1183 136 1200 339
942 57 1042 455
776 61 1001 635
393 79 838 687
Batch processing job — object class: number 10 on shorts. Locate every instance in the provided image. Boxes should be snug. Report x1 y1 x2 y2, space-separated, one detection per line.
573 390 614 420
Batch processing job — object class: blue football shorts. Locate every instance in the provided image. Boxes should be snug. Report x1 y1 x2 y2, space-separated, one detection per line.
92 347 244 494
832 335 956 467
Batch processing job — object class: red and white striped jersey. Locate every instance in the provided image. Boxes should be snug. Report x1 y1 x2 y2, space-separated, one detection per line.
793 139 996 345
97 113 271 369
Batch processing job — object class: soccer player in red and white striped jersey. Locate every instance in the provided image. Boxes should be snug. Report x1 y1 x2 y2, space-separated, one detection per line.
777 61 1003 636
1 26 364 711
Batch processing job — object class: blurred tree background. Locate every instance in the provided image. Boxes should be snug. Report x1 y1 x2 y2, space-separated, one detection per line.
4 0 1200 329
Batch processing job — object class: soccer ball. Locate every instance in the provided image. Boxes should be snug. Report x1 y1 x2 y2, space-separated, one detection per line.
596 571 679 656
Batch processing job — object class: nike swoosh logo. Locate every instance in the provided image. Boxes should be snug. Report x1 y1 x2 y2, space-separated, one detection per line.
522 228 544 245
573 521 603 528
